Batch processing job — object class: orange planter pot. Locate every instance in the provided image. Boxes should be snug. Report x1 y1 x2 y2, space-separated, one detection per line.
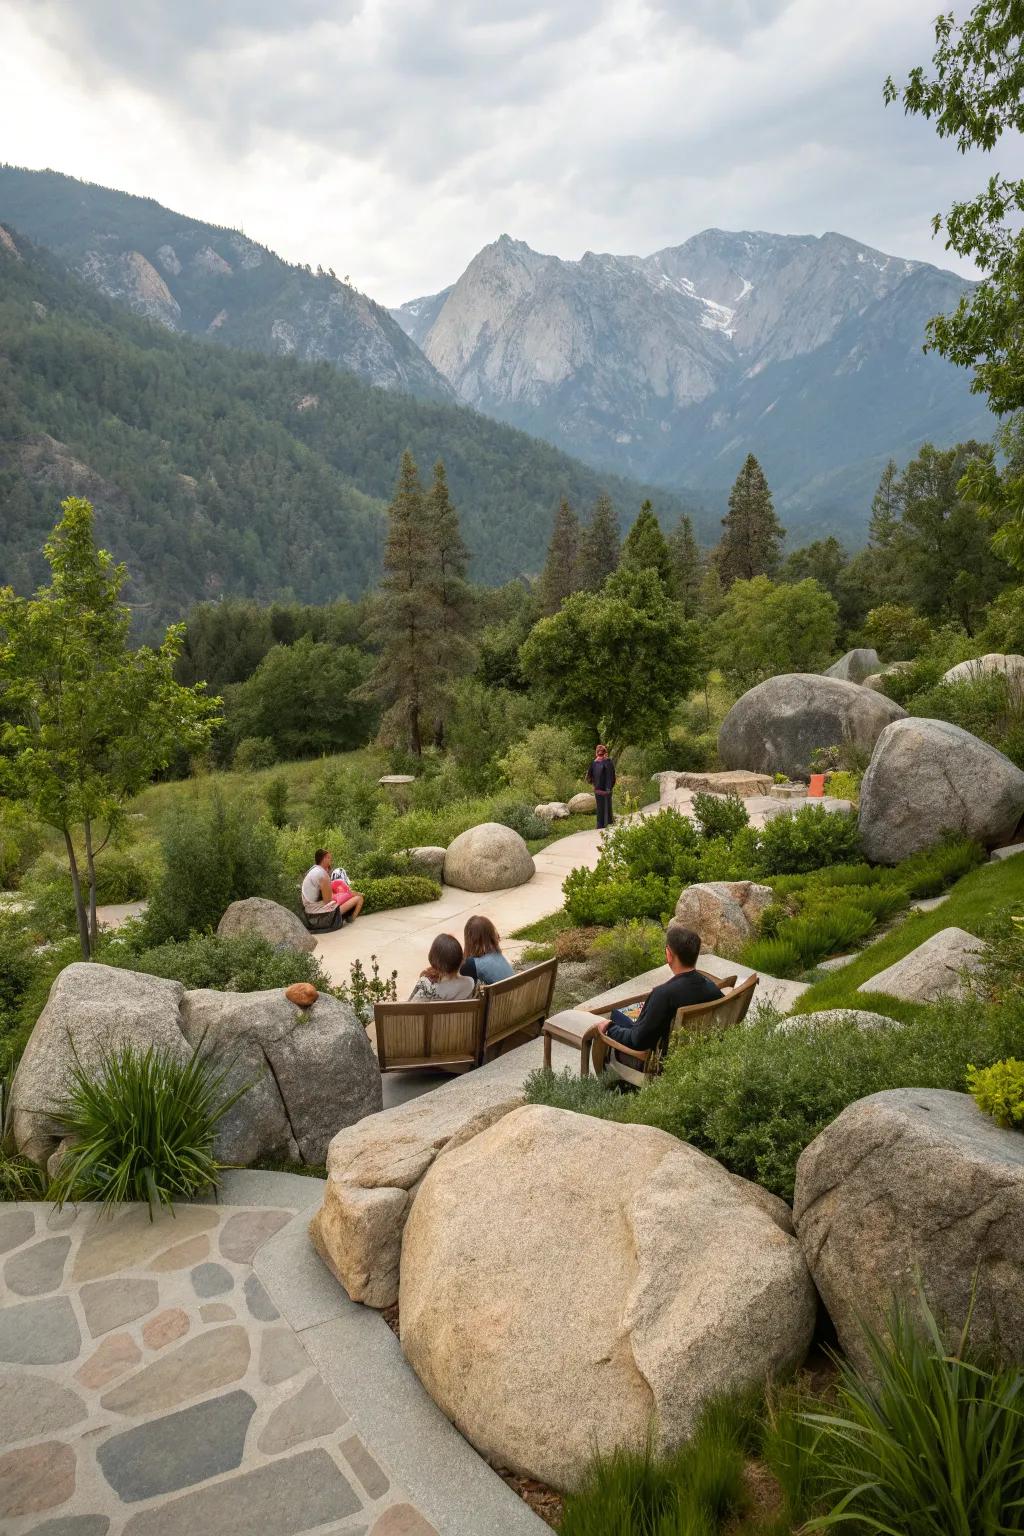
808 773 826 798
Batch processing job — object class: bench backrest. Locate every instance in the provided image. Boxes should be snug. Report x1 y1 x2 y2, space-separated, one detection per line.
373 997 486 1072
480 958 559 1052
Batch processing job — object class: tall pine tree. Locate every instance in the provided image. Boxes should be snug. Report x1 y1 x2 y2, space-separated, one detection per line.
359 451 440 755
716 454 785 586
425 458 472 745
620 500 674 591
539 496 581 614
578 493 621 590
668 512 702 615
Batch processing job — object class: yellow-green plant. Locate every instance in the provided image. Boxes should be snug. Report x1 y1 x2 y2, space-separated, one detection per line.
967 1058 1024 1129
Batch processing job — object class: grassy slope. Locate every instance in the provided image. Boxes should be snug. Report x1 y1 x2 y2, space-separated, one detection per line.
792 854 1023 1021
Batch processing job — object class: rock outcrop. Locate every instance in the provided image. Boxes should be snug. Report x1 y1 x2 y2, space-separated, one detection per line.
443 823 535 893
672 880 774 952
857 718 1024 861
857 927 984 1003
400 1105 815 1489
942 653 1024 686
825 648 881 683
216 897 316 954
11 965 380 1168
794 1089 1024 1370
718 674 905 781
534 802 570 821
406 846 447 879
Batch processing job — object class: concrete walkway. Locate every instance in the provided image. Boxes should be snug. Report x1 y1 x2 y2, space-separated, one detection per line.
0 1170 544 1536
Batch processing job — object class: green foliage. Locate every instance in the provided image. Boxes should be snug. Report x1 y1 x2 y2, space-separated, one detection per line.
49 1038 246 1216
710 576 839 690
825 769 862 804
863 602 935 660
906 670 1024 767
803 1293 1024 1535
754 805 861 875
736 937 803 978
109 930 332 994
308 764 382 833
981 582 1024 654
0 801 44 889
716 453 785 586
492 801 549 841
143 791 285 943
22 846 157 937
692 792 749 844
520 566 703 756
777 903 876 967
895 837 987 900
445 681 536 792
498 723 586 804
578 493 622 593
602 809 703 882
563 868 674 927
264 774 289 829
590 920 668 987
358 875 441 914
539 495 582 614
331 955 398 1026
967 1058 1024 1129
619 499 675 592
233 736 278 772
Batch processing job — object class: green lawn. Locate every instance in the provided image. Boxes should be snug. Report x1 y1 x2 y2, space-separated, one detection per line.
792 853 1023 1021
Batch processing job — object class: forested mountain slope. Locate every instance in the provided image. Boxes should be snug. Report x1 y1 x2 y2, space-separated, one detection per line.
0 228 696 631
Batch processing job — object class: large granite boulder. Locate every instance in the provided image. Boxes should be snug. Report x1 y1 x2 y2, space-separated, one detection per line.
942 652 1024 686
794 1089 1024 1370
400 1105 815 1489
673 880 774 952
216 896 316 954
857 926 984 1003
443 822 535 893
10 964 189 1164
310 1073 526 1308
858 718 1024 862
180 988 380 1166
825 648 881 684
718 674 905 781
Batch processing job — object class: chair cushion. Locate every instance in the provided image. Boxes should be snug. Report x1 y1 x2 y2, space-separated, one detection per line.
544 1008 600 1044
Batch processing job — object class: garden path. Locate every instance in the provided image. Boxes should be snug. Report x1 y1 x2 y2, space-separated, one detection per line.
0 1170 545 1536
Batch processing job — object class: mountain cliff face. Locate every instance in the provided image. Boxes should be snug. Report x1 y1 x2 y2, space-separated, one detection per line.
0 167 450 399
393 230 992 535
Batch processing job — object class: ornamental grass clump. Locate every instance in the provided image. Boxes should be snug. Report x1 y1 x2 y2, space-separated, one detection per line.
49 1037 248 1216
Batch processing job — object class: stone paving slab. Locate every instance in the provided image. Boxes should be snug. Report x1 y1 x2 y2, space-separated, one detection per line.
0 1192 439 1536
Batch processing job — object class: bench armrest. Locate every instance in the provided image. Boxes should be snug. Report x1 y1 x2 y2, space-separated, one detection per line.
590 992 649 1017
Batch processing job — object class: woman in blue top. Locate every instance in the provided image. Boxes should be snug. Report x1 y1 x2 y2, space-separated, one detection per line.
459 915 515 986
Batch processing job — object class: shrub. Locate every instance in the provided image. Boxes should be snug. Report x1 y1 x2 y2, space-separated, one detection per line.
601 809 703 883
108 931 332 994
967 1058 1024 1128
781 903 876 966
827 768 862 803
555 926 605 962
694 826 762 883
48 1038 247 1215
896 837 985 899
21 846 157 939
692 791 749 844
359 875 441 914
736 937 803 978
802 1293 1024 1534
332 955 398 1025
590 920 667 987
497 723 586 804
265 775 289 829
493 801 550 841
754 805 861 875
0 802 44 889
233 735 278 772
309 765 381 832
143 791 286 943
563 867 674 927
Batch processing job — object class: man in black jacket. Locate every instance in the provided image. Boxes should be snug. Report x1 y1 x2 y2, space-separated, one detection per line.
596 925 722 1057
586 743 616 829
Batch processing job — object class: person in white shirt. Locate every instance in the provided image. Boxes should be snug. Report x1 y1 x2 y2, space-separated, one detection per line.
300 848 364 924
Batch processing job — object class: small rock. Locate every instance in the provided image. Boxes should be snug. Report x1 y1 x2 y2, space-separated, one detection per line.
567 791 597 815
406 846 447 879
533 802 570 821
284 982 318 1008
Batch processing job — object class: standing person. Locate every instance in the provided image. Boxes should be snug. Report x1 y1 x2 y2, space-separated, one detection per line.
586 743 616 829
460 915 515 985
301 848 364 924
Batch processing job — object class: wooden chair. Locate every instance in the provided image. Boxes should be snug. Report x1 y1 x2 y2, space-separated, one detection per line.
373 997 486 1074
588 971 758 1086
478 958 559 1062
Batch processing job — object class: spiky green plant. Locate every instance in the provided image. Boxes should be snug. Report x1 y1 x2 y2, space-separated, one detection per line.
48 1036 248 1217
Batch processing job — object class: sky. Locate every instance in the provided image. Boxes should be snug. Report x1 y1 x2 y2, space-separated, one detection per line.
1 0 1018 306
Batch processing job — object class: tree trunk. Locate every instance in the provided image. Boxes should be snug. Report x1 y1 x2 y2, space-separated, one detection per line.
64 827 91 961
83 816 99 953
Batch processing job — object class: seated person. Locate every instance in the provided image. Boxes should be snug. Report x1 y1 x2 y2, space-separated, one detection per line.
460 915 515 986
595 925 722 1056
300 847 364 924
408 933 477 1002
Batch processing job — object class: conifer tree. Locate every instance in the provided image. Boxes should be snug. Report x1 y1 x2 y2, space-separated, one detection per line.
539 496 581 614
668 512 702 615
359 451 439 755
716 455 785 586
425 459 473 745
578 493 621 590
620 500 674 591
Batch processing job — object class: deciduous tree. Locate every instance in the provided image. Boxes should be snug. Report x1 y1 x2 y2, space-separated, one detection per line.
709 576 838 690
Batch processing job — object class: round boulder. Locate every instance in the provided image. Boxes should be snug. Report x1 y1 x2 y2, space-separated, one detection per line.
407 846 447 880
673 880 774 953
942 652 1024 686
858 717 1024 862
534 802 570 821
718 674 905 781
217 896 316 954
400 1105 815 1490
794 1088 1024 1371
443 823 535 893
567 791 597 815
825 648 881 684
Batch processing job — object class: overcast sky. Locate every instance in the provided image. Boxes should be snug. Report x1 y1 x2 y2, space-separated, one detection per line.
1 0 1018 306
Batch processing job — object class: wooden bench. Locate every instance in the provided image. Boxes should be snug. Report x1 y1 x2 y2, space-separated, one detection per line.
589 972 758 1086
374 958 560 1075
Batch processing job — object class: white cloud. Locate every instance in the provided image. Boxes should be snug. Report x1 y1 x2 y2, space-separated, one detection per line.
0 0 1016 304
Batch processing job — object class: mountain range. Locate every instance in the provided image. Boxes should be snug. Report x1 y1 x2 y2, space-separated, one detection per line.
392 230 993 537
